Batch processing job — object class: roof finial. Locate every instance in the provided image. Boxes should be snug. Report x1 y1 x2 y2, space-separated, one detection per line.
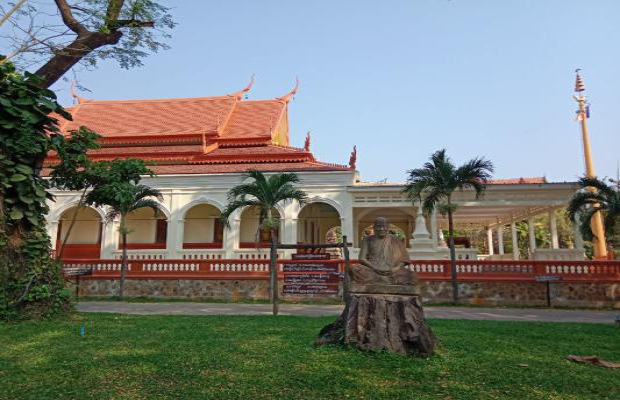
229 74 255 99
277 77 299 103
575 69 585 93
70 80 87 104
304 131 311 151
349 145 357 169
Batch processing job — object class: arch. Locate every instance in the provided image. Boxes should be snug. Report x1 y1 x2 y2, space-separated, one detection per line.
182 203 224 249
297 201 342 245
239 206 283 247
52 200 107 222
123 206 168 248
292 196 344 219
179 197 225 219
56 205 103 259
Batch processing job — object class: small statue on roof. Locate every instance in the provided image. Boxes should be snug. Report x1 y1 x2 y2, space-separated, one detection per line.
304 131 311 151
349 145 357 169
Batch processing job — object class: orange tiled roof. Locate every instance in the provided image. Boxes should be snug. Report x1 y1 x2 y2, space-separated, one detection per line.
488 177 547 185
47 83 352 175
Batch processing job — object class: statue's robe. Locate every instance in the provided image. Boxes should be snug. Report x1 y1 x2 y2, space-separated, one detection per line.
350 235 418 285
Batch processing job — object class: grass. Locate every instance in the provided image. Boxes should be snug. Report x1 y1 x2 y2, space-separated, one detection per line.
0 315 618 400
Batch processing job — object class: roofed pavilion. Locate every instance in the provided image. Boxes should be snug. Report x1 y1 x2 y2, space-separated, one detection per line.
45 82 583 262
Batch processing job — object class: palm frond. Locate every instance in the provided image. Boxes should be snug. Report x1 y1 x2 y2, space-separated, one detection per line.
567 191 606 222
130 199 162 217
578 176 616 200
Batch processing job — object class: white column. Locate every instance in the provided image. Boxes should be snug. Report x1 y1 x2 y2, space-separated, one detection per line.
497 225 504 255
47 220 59 251
510 222 519 260
574 213 585 251
431 208 439 246
173 219 185 259
101 219 118 259
224 210 241 259
527 216 537 256
486 228 494 255
549 209 559 249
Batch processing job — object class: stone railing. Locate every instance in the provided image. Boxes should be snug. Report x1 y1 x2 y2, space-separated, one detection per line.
63 258 620 283
179 249 226 260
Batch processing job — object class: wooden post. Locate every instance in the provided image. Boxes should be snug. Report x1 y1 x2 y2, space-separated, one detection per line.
270 236 279 316
342 235 350 302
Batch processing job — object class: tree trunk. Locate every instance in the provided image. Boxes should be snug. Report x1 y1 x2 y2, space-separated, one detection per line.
120 218 127 300
317 294 436 357
447 201 458 304
270 228 279 316
34 31 123 88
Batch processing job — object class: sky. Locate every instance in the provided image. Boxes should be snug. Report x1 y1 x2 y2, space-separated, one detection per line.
47 0 620 183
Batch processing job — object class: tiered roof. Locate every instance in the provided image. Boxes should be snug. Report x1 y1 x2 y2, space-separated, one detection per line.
46 81 351 175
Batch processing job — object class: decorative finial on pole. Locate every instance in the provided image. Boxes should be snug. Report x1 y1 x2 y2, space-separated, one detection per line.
575 69 585 93
572 69 608 259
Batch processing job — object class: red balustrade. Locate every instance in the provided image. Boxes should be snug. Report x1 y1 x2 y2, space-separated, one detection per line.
62 259 620 282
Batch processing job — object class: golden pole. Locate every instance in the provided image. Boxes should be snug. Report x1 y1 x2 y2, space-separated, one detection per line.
574 72 608 258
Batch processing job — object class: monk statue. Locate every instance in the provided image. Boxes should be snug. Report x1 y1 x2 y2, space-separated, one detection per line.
318 216 435 356
349 217 418 287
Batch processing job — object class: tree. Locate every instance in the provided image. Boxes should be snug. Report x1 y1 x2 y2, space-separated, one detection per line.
403 149 494 303
85 160 158 299
1 0 175 88
567 176 620 259
221 170 308 316
0 59 72 319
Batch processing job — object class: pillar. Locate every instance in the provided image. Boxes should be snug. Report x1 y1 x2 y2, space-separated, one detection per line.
224 211 240 259
510 222 519 260
47 220 59 251
549 210 559 249
574 213 585 251
486 228 494 255
527 216 537 256
101 218 118 259
431 208 439 246
497 225 504 255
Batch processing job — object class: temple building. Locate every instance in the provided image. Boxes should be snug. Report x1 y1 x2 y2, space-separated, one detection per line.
46 81 583 262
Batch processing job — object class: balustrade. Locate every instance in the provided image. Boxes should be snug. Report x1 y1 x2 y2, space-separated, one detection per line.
63 258 619 282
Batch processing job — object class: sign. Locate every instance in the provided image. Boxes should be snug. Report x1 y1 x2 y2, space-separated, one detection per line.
283 284 339 295
534 275 562 282
283 261 342 295
282 262 339 273
292 253 331 260
64 267 93 276
284 272 341 284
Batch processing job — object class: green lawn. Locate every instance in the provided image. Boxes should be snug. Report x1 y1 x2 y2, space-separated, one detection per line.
1 315 618 400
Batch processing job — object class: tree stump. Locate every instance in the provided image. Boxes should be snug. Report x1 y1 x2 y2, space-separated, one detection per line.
318 288 436 357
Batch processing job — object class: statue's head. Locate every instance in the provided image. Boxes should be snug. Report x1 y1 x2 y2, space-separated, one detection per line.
373 217 389 239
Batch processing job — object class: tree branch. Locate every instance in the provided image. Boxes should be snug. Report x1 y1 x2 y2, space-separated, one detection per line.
105 0 125 24
54 0 88 35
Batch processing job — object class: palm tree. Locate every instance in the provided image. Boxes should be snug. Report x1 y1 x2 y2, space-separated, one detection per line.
403 149 494 303
567 176 619 259
221 170 308 315
86 183 163 299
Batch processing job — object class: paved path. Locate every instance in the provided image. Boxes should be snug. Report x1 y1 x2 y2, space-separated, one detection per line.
77 302 619 324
